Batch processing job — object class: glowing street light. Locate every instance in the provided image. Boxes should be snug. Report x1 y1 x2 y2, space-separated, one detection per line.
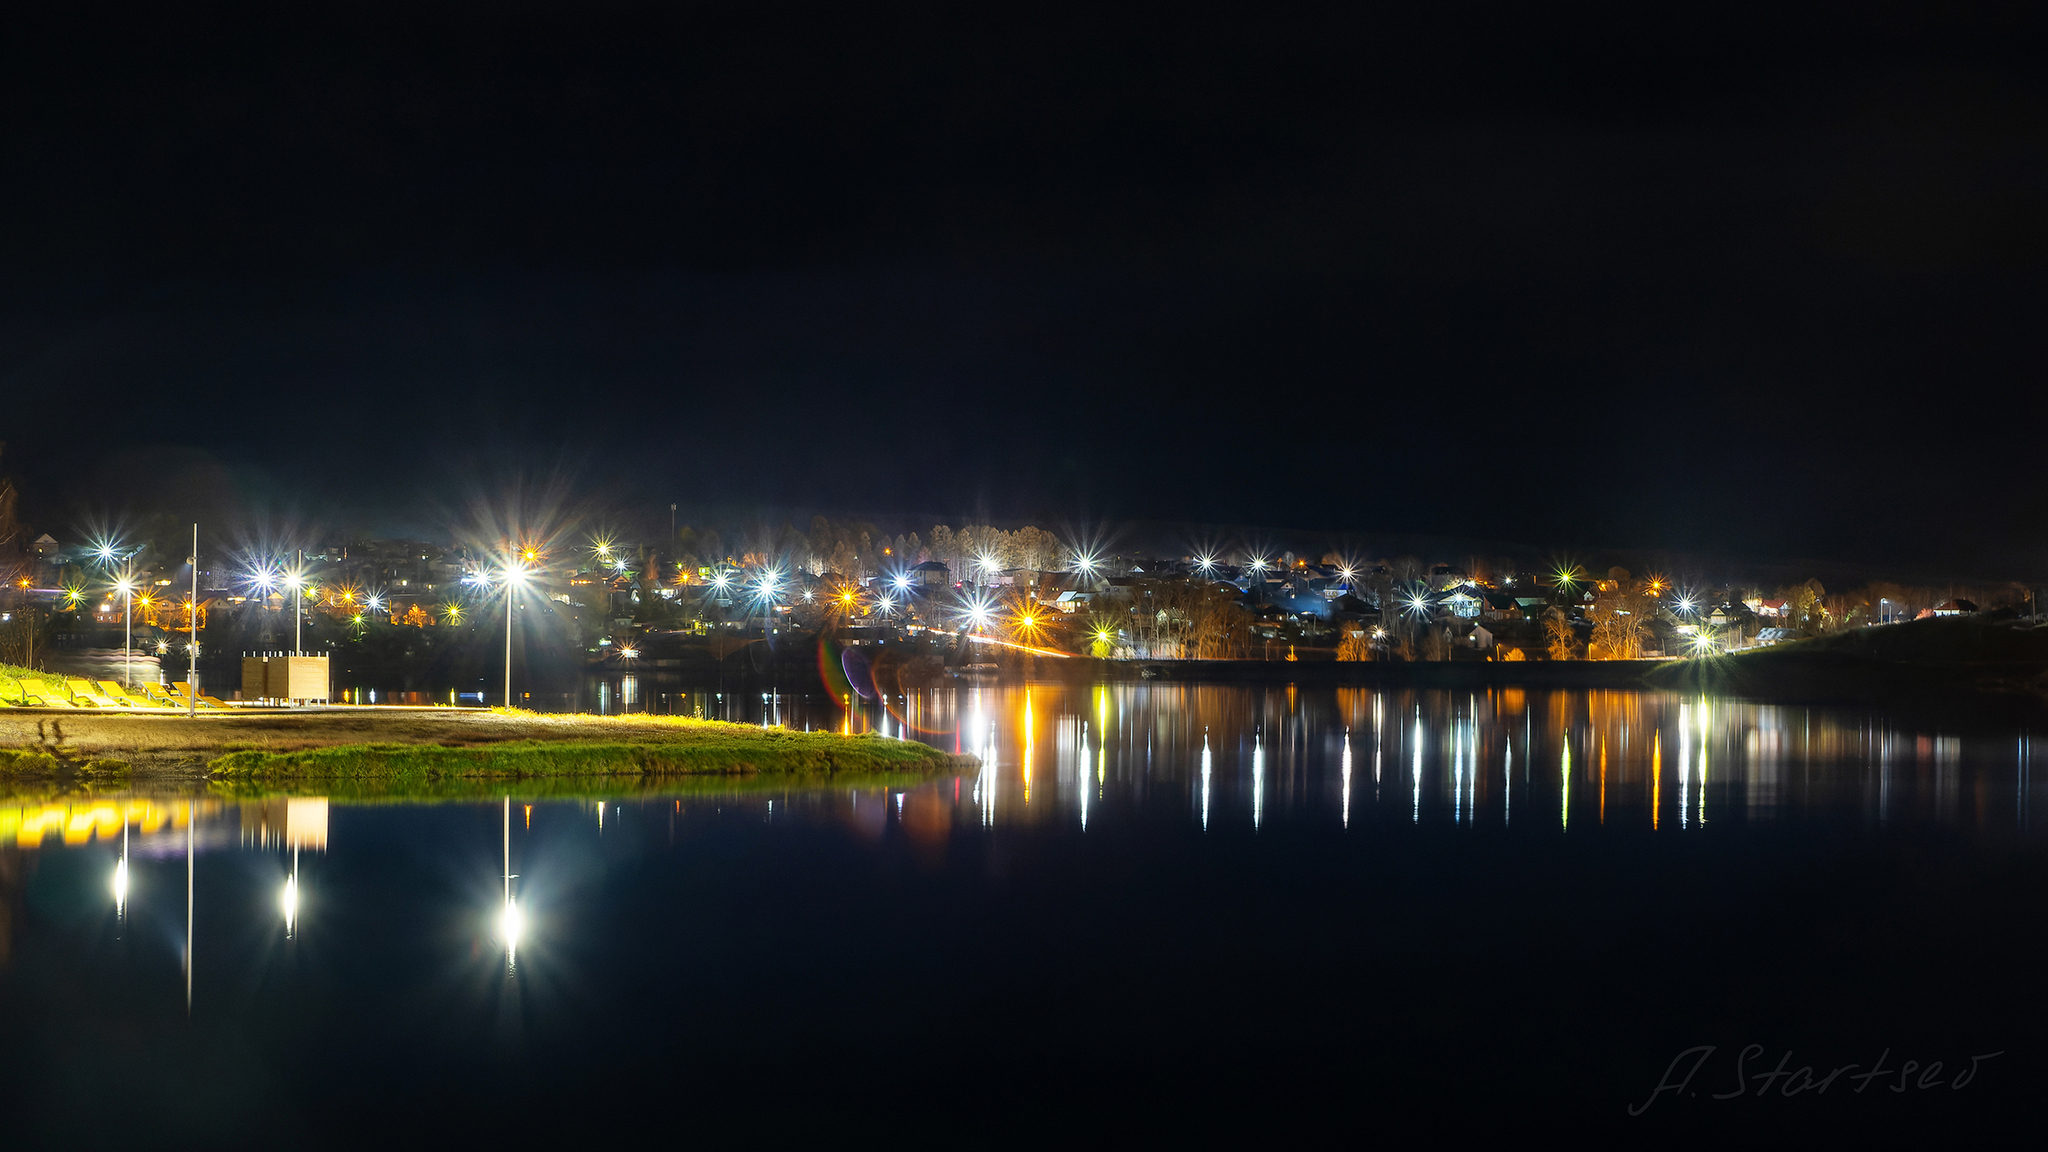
1401 584 1433 619
88 532 125 569
502 561 531 708
284 560 308 656
113 571 137 689
961 591 995 630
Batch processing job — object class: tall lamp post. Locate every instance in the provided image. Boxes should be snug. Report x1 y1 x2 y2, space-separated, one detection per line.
115 575 136 689
288 550 304 655
187 524 199 719
503 562 529 709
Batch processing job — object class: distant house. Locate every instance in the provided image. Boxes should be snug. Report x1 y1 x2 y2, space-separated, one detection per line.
1052 590 1094 614
31 533 59 560
1755 627 1801 645
1928 599 1979 617
1440 588 1483 618
1469 624 1497 650
1746 598 1790 618
909 560 952 587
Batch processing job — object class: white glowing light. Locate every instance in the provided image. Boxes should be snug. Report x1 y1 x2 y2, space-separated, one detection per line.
280 874 298 932
499 899 524 953
962 592 995 628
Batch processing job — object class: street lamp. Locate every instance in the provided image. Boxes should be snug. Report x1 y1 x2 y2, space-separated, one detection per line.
753 569 782 634
114 573 136 689
286 561 306 655
502 562 530 709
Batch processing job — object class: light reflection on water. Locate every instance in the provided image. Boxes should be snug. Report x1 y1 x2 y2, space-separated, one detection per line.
7 686 2046 857
2 683 2044 1149
5 683 2045 1004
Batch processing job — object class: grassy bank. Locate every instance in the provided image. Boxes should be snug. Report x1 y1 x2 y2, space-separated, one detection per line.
0 707 973 778
1644 613 2048 701
203 768 949 804
0 747 131 780
0 661 73 704
209 725 958 782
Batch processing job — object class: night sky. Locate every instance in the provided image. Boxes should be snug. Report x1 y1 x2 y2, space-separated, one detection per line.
4 5 2047 574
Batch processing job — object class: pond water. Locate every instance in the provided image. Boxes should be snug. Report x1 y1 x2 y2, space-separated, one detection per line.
2 684 2043 1144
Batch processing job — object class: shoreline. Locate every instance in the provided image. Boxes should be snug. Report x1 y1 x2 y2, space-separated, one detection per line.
0 709 976 784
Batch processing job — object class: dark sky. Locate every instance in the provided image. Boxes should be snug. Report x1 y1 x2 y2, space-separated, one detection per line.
4 4 2047 573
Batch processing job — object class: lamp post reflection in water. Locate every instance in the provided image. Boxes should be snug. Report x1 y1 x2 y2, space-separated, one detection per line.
185 800 194 1013
1200 732 1211 832
1251 731 1264 831
281 843 298 939
1504 735 1513 828
1560 738 1571 832
1412 708 1422 824
1341 730 1351 830
111 820 128 929
498 796 523 973
1078 722 1090 832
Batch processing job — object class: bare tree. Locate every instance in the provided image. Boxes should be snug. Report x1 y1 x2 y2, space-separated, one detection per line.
1544 608 1578 661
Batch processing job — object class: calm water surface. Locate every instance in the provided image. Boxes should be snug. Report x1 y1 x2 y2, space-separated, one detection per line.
3 684 2044 1144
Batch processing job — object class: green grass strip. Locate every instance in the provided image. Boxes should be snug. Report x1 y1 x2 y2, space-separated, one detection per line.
210 732 955 781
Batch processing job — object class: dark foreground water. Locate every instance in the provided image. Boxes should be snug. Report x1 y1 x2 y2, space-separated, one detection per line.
4 684 2045 1145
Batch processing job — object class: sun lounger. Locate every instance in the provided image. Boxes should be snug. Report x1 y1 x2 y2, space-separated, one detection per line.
170 682 226 709
147 683 210 708
95 680 156 707
9 684 71 707
66 679 120 708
